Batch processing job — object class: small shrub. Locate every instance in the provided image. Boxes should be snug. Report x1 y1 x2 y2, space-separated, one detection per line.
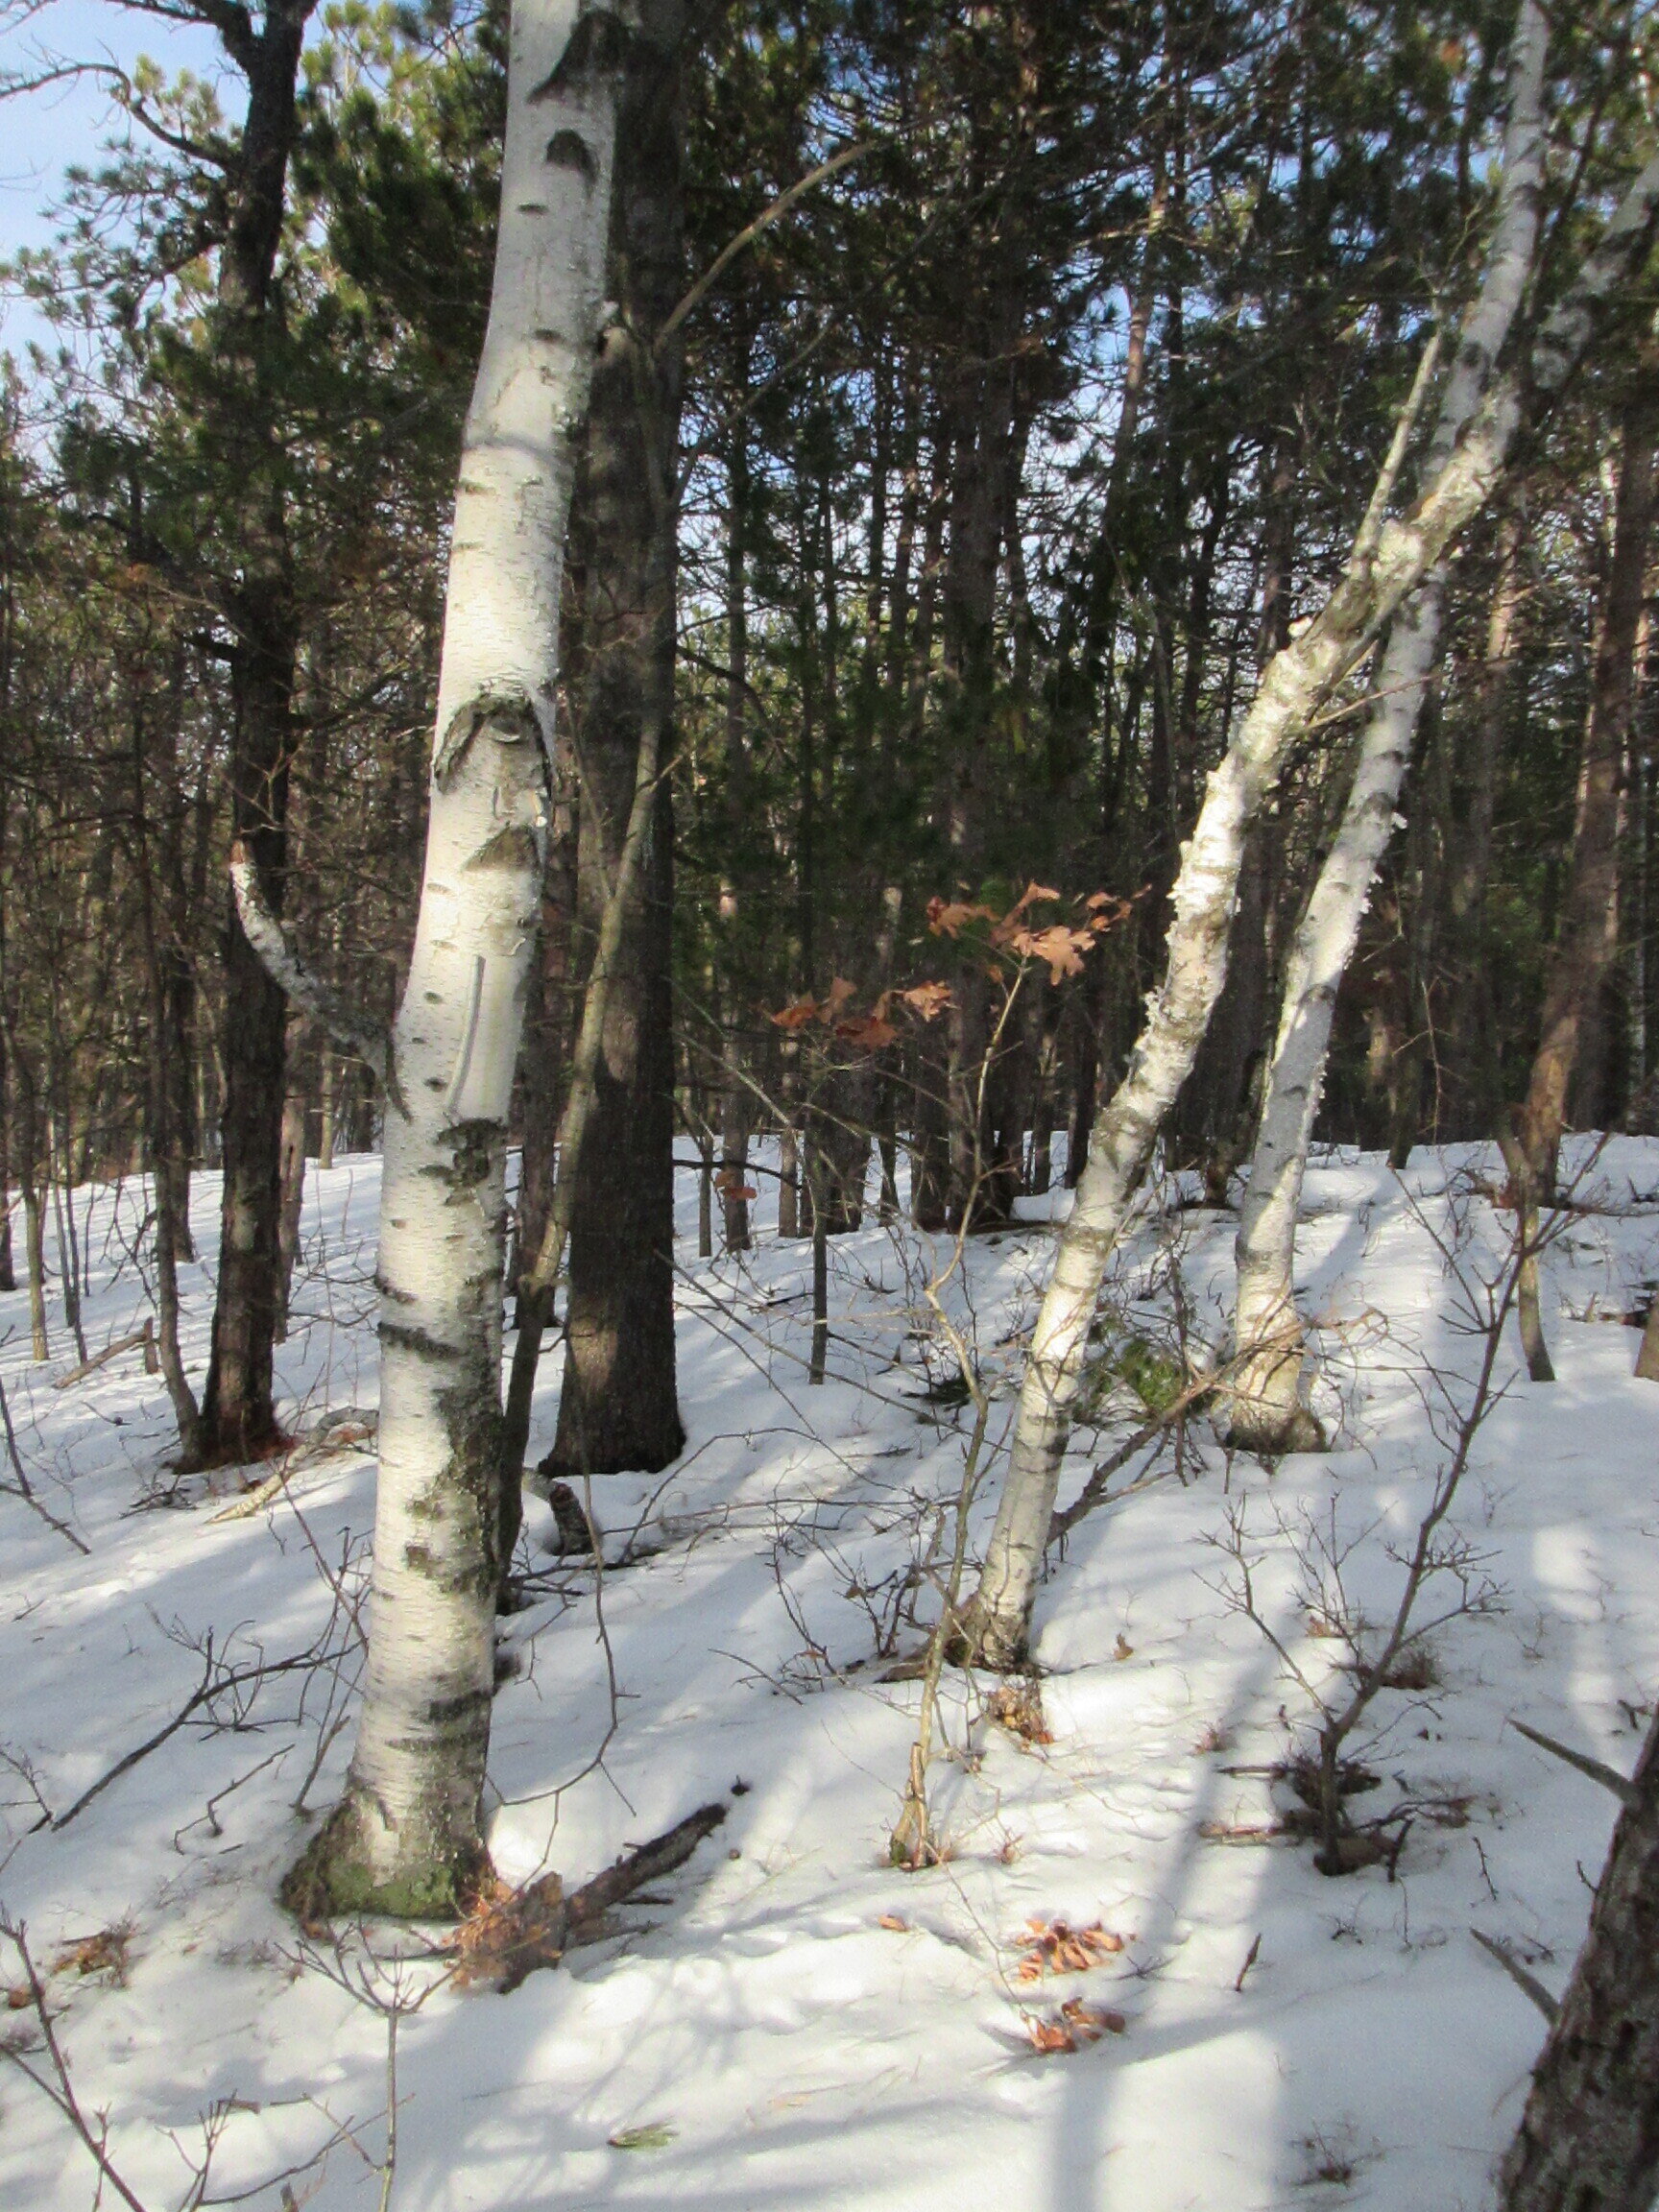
1376 1642 1439 1692
1293 2124 1375 2188
1076 1329 1187 1420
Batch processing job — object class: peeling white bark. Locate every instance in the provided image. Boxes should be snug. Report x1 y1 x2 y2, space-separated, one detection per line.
287 0 626 1917
964 101 1659 1668
1227 0 1551 1453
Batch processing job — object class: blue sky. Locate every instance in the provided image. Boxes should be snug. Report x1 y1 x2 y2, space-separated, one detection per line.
0 0 226 351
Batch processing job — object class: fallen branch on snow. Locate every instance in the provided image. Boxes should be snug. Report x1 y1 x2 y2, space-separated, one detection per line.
449 1801 730 1993
53 1322 156 1390
1473 1927 1559 2023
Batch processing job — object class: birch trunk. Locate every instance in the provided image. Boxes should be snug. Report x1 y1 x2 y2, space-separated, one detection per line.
284 0 622 1919
1229 578 1455 1447
1226 0 1550 1453
958 110 1659 1670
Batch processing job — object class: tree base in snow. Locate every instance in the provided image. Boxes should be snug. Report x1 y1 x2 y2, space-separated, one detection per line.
1223 1401 1329 1456
1223 1347 1329 1456
279 1791 492 1925
941 1598 1037 1675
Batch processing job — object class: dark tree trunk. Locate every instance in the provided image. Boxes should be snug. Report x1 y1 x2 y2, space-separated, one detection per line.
158 925 198 1264
10 1041 47 1361
1386 694 1450 1171
694 1124 713 1258
0 497 16 1296
543 0 686 1481
0 1058 13 1294
194 0 317 1465
935 297 1025 1231
546 766 684 1478
805 1051 872 1238
1498 1704 1659 2211
909 1038 950 1231
714 342 756 1255
1446 506 1524 1137
1520 397 1657 1188
514 760 578 1329
0 914 12 1298
200 612 294 1461
718 1079 754 1253
777 1033 803 1238
130 692 204 1459
1175 822 1268 1199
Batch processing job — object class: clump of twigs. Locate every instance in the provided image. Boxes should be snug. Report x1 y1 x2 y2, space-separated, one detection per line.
52 1919 135 1986
1295 2125 1366 2187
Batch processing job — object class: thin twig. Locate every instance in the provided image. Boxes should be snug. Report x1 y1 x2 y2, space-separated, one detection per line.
45 1643 331 1833
1508 1718 1635 1805
0 1370 90 1553
657 139 875 348
0 1916 150 2212
1472 1927 1559 2022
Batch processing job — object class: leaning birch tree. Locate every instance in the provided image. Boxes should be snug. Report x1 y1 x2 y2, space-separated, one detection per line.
277 0 631 1917
954 134 1659 1671
1223 0 1551 1455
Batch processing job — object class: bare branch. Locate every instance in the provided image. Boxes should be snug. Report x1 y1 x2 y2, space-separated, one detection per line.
53 1321 154 1390
0 1373 89 1555
1350 325 1444 568
1473 1927 1560 2022
45 1638 334 1833
657 139 874 349
1509 1718 1636 1806
1049 1358 1228 1544
0 1917 151 2212
228 843 397 1105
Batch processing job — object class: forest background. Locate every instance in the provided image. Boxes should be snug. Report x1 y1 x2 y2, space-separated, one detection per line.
0 1 1653 2204
0 0 1647 1431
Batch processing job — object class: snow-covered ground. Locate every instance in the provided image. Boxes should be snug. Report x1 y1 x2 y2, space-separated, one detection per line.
2 1135 1655 2209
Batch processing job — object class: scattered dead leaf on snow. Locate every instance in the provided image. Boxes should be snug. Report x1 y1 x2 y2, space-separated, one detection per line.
1014 1917 1127 1983
1025 1997 1127 2053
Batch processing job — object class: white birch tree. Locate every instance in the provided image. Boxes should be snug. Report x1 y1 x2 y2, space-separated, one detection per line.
955 127 1659 1671
1224 0 1551 1455
277 0 633 1917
